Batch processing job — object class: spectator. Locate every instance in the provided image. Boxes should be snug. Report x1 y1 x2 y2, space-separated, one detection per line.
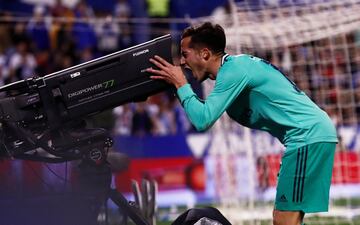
54 22 77 64
27 5 52 76
72 1 97 53
53 53 74 71
0 54 6 87
173 99 191 134
114 0 131 19
0 12 13 54
131 102 154 137
49 0 74 51
51 0 71 18
154 95 177 135
95 15 120 55
113 104 134 136
27 5 50 51
7 41 37 83
79 47 94 63
9 22 31 52
114 0 133 49
146 0 171 39
256 156 269 193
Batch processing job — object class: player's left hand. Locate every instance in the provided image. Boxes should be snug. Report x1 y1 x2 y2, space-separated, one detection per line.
147 55 188 89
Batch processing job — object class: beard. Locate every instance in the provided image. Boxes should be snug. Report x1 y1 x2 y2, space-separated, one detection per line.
182 67 194 81
200 72 212 82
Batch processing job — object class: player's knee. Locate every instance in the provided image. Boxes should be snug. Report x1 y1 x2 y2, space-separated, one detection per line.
273 210 302 225
272 215 290 225
272 210 282 225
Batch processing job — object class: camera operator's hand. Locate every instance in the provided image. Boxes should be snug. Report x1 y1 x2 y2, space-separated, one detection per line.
147 55 188 89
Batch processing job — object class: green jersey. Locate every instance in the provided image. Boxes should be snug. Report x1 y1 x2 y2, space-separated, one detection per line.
177 54 338 149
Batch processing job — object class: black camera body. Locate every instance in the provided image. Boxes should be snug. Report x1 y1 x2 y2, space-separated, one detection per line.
0 35 173 163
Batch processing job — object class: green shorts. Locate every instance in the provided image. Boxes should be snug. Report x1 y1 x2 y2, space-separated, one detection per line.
275 142 336 213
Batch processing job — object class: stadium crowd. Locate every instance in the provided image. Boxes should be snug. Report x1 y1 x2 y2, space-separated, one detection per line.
0 0 359 138
262 35 360 126
0 0 196 137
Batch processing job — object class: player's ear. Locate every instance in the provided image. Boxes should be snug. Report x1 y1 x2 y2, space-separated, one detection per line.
201 48 211 61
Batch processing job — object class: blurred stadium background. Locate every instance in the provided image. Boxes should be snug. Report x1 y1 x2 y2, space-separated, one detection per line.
0 0 360 225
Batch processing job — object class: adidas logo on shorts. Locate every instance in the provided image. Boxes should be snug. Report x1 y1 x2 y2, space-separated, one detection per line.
279 194 288 202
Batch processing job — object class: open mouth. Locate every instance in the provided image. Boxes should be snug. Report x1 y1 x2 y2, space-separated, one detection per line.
182 66 192 72
181 66 197 82
182 65 192 71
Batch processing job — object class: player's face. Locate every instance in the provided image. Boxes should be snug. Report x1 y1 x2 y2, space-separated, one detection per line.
180 37 211 82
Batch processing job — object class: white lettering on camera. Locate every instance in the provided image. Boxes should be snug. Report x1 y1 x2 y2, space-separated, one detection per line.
133 49 149 57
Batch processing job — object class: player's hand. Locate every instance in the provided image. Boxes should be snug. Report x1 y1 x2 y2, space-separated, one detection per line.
147 55 188 89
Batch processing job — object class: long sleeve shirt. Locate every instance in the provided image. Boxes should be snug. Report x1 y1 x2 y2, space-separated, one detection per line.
177 54 338 150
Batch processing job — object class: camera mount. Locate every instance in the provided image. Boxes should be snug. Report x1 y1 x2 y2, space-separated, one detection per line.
0 35 173 225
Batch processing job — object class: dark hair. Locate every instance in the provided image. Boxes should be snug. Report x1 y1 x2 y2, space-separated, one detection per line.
182 22 226 56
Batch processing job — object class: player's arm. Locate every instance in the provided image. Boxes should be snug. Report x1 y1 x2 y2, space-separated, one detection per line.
177 70 249 131
147 56 249 131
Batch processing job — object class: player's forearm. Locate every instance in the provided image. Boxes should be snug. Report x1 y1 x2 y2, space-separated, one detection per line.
173 76 188 89
177 84 218 131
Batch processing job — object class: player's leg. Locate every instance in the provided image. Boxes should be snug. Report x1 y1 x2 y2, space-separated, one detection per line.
273 209 304 225
274 142 336 222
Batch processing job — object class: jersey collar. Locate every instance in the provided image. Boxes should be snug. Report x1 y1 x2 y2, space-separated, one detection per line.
221 53 229 66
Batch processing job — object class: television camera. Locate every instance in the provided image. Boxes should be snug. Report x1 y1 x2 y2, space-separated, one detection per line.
0 34 173 165
0 35 173 225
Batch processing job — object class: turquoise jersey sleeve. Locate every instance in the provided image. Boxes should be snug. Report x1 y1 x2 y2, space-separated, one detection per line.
178 54 337 148
177 65 249 131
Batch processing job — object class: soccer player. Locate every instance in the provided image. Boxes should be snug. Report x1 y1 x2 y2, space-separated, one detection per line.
146 22 338 225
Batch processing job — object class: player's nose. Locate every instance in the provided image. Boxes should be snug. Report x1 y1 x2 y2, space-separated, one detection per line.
180 58 191 70
180 56 186 66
